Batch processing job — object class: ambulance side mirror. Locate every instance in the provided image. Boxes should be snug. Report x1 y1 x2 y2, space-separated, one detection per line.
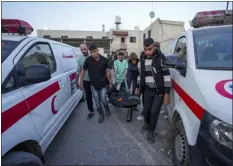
24 64 51 85
175 62 186 69
164 55 178 68
175 61 186 77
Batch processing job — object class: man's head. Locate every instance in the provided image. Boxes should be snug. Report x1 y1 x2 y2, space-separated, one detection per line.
118 52 124 61
155 41 160 50
143 38 156 58
80 44 88 56
88 44 99 59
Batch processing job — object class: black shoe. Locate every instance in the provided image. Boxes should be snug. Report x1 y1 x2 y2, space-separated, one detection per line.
98 116 104 123
87 112 94 119
140 122 149 134
147 131 155 144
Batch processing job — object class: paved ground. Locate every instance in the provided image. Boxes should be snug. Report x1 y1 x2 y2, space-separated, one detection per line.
44 100 173 165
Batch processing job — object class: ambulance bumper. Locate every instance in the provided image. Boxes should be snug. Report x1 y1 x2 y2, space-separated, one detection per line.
197 112 232 166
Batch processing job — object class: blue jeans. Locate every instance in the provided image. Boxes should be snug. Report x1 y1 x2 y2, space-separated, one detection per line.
90 86 110 116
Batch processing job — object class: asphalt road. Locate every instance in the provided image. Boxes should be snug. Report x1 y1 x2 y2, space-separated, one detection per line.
44 100 173 165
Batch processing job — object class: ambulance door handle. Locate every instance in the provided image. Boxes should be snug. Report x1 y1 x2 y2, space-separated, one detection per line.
58 80 65 88
179 98 181 102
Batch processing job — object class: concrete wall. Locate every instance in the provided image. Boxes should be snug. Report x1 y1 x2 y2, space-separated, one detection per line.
37 19 184 57
37 30 108 39
109 29 143 56
142 19 185 52
126 30 143 57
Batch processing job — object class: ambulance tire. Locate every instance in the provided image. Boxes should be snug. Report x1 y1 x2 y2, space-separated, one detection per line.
2 151 43 166
172 120 189 166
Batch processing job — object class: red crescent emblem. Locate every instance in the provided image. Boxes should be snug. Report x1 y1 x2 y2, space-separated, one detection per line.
215 79 232 99
51 95 58 114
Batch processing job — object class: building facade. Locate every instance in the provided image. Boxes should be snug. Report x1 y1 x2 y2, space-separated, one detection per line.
142 18 185 51
37 18 185 57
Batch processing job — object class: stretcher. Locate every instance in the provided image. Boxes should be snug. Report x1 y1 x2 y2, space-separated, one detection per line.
107 87 140 122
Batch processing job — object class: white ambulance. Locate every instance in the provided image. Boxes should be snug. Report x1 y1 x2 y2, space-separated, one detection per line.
2 19 83 166
164 10 232 166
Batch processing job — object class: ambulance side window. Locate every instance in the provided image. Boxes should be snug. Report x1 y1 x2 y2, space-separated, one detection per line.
21 43 56 74
174 36 187 63
2 72 18 94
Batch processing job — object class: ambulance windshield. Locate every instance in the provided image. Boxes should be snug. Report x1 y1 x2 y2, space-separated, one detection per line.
1 40 21 63
193 26 232 70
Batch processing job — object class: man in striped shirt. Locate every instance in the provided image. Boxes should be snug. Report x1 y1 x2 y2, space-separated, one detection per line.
135 38 171 144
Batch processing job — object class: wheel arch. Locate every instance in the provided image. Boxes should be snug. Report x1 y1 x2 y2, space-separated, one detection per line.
172 109 198 146
5 140 44 164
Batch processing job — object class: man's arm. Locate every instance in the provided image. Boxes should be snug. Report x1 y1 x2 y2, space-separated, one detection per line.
114 60 118 81
79 69 85 89
161 54 171 94
76 58 82 87
80 59 88 90
106 69 112 86
124 60 128 78
105 59 112 87
161 53 171 105
136 60 141 95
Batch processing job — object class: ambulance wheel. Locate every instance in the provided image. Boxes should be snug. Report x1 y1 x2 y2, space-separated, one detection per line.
2 151 43 166
172 120 189 166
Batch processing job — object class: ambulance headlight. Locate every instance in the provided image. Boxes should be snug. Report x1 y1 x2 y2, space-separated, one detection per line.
209 119 232 149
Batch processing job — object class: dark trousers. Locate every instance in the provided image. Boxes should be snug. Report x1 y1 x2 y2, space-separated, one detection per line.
128 79 137 95
83 80 94 112
143 89 164 132
140 91 145 115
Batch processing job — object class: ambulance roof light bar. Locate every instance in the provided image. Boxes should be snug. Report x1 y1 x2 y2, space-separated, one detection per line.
1 19 33 36
190 9 233 28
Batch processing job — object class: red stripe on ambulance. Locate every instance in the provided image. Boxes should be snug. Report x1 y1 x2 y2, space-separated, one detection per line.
2 82 60 134
171 79 205 120
69 72 76 81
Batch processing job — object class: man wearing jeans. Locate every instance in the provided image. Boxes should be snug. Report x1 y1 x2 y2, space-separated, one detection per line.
76 44 94 119
80 44 112 123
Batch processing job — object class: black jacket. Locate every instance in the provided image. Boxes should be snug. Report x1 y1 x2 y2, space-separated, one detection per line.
137 50 171 95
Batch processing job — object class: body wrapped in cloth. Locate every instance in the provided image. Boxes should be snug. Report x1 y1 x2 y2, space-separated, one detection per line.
107 87 140 108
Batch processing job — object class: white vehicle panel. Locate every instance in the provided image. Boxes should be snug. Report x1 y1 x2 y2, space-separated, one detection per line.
12 39 72 142
167 33 208 145
2 35 28 41
2 89 41 156
193 70 232 125
186 32 197 68
2 34 83 159
53 43 78 72
40 90 82 153
172 67 205 145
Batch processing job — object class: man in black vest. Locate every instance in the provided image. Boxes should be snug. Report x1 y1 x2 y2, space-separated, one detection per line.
135 38 171 143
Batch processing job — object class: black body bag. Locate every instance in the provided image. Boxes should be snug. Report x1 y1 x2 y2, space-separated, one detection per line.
107 88 140 108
